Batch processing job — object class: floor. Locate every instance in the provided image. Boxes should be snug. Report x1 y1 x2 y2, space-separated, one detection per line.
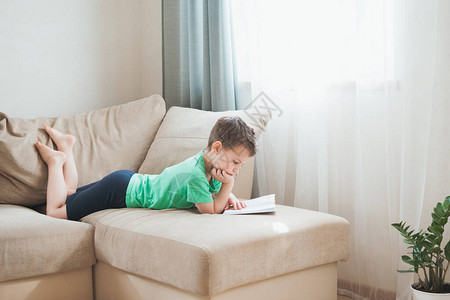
338 289 371 300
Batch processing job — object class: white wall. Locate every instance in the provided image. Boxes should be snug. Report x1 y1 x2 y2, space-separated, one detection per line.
0 0 162 118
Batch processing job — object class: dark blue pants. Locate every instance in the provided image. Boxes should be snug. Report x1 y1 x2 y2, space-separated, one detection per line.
65 170 134 221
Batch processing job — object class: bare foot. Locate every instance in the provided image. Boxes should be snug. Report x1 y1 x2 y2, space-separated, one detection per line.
35 141 66 165
43 125 76 152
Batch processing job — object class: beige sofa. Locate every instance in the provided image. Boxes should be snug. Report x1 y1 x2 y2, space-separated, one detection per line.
0 95 350 300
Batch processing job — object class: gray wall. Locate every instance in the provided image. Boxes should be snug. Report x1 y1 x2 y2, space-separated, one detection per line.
0 0 162 118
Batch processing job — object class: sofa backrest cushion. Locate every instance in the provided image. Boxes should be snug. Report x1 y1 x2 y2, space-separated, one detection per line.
138 106 270 199
0 95 166 206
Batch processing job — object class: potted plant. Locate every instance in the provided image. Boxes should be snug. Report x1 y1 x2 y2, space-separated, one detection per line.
392 196 450 299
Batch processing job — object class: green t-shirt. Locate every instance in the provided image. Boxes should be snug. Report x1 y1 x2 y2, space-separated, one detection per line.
125 150 222 209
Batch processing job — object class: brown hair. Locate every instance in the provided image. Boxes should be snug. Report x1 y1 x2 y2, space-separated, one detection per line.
207 116 257 156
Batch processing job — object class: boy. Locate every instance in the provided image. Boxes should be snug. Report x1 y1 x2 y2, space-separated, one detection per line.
35 116 257 220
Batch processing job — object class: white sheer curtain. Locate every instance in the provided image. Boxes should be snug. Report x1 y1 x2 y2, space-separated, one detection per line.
231 0 450 299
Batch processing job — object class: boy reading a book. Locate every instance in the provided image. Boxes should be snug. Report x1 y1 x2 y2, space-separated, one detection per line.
35 116 257 220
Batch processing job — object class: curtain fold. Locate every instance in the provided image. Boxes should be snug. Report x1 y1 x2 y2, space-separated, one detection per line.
162 0 240 111
231 0 450 299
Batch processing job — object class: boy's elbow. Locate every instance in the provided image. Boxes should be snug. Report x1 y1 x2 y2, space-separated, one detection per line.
213 208 224 214
195 203 221 214
200 207 223 214
199 210 217 214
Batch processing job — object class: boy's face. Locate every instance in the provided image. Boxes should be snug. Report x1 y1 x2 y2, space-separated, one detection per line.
213 144 252 176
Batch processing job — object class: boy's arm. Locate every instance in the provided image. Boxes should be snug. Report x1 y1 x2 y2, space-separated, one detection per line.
195 168 234 214
195 182 234 214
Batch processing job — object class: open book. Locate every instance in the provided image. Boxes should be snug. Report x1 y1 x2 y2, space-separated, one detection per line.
223 194 276 215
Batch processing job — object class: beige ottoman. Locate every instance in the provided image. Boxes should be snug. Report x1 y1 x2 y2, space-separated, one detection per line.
83 205 350 300
0 205 96 300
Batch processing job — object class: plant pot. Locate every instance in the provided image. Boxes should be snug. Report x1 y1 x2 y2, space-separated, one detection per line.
411 283 450 300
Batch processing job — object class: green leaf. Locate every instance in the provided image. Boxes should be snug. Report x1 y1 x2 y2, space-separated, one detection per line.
444 197 450 209
434 206 444 218
438 218 447 226
392 223 403 232
402 255 415 266
426 234 437 244
423 241 433 250
403 238 414 245
444 240 450 260
428 226 444 236
432 213 440 221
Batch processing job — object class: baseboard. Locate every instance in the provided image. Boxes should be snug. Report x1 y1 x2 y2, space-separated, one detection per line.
338 279 395 300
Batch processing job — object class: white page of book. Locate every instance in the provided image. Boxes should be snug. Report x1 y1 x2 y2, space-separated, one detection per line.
223 194 276 215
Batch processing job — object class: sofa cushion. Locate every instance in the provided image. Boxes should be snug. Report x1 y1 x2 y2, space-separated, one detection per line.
82 205 350 296
138 106 270 199
0 205 95 283
0 95 166 206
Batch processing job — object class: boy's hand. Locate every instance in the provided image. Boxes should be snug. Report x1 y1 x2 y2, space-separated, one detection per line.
224 195 247 211
211 168 234 184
